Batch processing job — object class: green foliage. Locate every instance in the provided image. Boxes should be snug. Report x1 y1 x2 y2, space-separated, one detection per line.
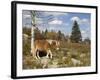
34 27 45 40
57 30 62 40
84 38 91 44
70 21 82 43
23 39 31 55
46 31 58 39
23 27 31 36
23 27 31 55
38 29 67 40
44 29 48 37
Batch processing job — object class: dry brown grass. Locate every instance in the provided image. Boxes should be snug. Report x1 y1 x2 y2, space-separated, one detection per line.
23 40 91 69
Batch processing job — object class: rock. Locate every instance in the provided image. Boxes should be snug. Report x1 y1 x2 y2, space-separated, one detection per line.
80 53 86 58
48 59 59 68
71 58 82 66
40 57 50 68
62 57 67 61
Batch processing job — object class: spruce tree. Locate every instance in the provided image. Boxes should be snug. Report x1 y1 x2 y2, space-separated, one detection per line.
70 20 82 43
44 29 48 39
57 30 62 40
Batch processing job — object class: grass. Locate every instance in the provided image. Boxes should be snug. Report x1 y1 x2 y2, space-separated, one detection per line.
23 39 91 69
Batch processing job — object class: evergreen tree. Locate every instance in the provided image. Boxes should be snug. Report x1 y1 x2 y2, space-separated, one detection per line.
57 30 62 40
45 29 48 38
70 20 82 43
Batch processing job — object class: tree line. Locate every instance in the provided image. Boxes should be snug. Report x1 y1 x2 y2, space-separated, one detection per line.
23 20 90 43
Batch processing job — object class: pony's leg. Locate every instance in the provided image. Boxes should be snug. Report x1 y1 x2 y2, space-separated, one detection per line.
47 49 52 59
36 50 40 60
32 48 38 60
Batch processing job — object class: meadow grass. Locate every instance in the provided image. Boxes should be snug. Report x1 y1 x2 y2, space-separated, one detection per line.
23 39 91 69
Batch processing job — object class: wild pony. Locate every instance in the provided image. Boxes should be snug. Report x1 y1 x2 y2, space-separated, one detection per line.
31 39 60 59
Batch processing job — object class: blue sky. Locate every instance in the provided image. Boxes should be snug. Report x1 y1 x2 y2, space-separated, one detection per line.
22 10 91 40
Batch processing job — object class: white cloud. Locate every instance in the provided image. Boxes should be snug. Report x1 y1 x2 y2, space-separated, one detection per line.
23 14 31 18
81 30 90 40
71 16 90 25
71 16 80 22
35 17 44 24
48 19 63 25
82 18 88 22
81 18 90 24
81 30 86 34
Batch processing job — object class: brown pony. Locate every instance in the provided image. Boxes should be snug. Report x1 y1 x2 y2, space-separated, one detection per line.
31 39 60 59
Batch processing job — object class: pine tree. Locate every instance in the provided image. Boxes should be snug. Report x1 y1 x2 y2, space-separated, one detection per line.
70 20 82 43
44 29 48 39
57 30 62 40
